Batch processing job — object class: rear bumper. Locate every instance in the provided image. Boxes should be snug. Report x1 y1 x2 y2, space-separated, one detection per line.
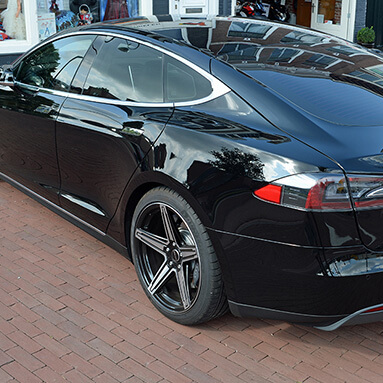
210 228 383 329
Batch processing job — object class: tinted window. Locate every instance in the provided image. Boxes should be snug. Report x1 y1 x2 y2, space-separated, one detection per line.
83 38 163 102
165 56 212 102
16 35 94 90
244 69 383 126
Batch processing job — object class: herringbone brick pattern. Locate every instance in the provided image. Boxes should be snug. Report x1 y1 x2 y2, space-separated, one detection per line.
0 180 383 382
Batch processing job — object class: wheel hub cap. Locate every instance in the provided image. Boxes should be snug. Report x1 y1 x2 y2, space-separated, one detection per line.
170 248 181 263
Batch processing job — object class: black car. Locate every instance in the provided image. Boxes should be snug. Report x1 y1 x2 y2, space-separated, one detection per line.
2 16 383 330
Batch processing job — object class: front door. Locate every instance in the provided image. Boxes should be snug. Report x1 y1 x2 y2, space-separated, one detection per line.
170 0 217 17
310 0 352 40
296 0 312 27
0 34 95 204
0 84 63 204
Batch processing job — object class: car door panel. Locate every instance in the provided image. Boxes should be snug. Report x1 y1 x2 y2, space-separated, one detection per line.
56 98 173 232
54 35 173 232
0 34 96 204
0 84 63 203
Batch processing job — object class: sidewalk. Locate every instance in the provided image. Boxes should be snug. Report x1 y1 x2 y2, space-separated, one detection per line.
1 180 383 383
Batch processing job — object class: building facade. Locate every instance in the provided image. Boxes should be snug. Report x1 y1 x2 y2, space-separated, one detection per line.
0 0 375 64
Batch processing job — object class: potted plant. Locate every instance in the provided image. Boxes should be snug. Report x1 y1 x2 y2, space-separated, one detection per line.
357 26 375 48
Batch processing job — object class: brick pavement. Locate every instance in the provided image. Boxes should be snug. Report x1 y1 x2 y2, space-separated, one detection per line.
0 180 383 383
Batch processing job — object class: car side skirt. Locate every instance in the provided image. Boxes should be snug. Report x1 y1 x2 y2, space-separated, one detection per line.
0 172 129 258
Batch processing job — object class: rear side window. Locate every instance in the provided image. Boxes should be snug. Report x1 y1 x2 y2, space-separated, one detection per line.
83 37 164 102
165 56 212 102
16 35 95 91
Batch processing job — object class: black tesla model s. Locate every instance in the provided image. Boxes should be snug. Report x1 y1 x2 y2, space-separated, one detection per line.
1 16 383 330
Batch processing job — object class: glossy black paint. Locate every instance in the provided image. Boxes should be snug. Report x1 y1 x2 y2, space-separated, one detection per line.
0 86 62 203
1 17 383 328
56 98 172 231
155 92 339 248
218 229 383 320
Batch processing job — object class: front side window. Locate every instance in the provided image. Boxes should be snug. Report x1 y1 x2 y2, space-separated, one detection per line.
83 37 164 102
15 35 94 90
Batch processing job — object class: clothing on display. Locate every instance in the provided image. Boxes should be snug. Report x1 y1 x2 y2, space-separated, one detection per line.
1 0 26 39
104 0 129 20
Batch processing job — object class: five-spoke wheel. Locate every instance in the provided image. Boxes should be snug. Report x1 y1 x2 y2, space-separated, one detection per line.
131 187 227 324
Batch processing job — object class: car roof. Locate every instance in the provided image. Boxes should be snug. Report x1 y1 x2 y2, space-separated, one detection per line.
80 16 383 86
27 16 383 129
83 16 383 127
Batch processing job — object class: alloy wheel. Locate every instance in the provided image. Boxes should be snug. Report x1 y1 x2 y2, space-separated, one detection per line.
133 202 201 313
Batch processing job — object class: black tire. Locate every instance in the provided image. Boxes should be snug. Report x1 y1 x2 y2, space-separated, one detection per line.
130 187 228 325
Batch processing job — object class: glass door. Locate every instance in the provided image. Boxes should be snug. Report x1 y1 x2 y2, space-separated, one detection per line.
310 0 349 39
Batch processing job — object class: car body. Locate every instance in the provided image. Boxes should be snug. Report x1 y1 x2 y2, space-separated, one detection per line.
2 16 383 330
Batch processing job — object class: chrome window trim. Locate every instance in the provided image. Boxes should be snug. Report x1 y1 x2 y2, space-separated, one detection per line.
15 82 40 92
17 30 230 107
63 91 174 108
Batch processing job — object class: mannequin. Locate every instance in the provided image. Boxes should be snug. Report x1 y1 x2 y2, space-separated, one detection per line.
70 0 99 22
1 0 26 40
78 4 93 25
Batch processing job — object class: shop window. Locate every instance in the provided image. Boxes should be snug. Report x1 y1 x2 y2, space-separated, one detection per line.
1 0 140 46
0 0 26 40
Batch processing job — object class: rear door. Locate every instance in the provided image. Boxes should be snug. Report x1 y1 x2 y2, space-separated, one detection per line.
56 35 174 232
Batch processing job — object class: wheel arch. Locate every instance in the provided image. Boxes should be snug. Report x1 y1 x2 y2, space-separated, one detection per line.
107 170 232 294
108 170 216 256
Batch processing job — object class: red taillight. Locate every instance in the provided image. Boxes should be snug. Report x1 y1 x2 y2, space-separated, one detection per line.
305 180 351 210
253 173 383 211
253 184 282 204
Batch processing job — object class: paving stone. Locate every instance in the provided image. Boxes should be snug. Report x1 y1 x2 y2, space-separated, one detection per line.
1 181 383 383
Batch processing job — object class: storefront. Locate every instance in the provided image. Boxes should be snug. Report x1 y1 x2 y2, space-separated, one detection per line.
287 0 357 41
0 0 141 60
0 0 369 63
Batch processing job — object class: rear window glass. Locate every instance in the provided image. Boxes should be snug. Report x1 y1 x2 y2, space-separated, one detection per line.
243 69 383 126
165 56 212 102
